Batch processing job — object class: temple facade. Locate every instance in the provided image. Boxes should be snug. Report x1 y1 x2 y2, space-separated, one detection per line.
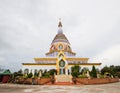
22 20 101 75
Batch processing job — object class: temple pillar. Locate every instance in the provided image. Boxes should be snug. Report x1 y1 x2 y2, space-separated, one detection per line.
65 68 68 75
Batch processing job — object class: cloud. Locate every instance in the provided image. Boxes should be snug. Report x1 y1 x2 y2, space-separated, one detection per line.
91 44 120 66
0 0 120 72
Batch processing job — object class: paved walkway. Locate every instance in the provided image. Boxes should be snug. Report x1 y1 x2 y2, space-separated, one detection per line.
0 82 120 93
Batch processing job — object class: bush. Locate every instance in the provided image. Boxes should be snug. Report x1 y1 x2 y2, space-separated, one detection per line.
81 67 89 74
78 74 87 78
90 65 97 78
71 72 79 78
27 72 33 78
13 72 23 78
71 65 81 77
48 69 57 76
42 72 50 78
115 72 120 78
33 75 38 78
99 74 104 78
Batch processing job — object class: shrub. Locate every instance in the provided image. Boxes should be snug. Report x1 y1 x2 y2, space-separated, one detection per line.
99 74 104 78
78 74 87 78
42 72 50 78
81 67 89 74
71 71 79 78
33 75 38 78
48 69 57 76
115 72 120 78
90 65 97 78
27 72 33 78
71 65 81 77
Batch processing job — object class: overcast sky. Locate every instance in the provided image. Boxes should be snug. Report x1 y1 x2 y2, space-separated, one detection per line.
0 0 120 72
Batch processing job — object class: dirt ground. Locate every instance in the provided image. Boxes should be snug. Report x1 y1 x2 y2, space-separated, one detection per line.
0 82 120 93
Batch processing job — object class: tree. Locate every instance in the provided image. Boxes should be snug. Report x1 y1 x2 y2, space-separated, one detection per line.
90 65 97 78
109 65 116 77
116 72 120 78
81 67 89 75
101 65 120 78
18 69 23 74
112 65 120 78
34 70 38 77
101 66 110 75
71 65 81 77
48 69 57 76
115 66 120 72
27 72 33 78
13 69 23 78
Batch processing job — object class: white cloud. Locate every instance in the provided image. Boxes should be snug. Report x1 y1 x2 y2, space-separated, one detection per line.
91 44 120 66
0 0 120 71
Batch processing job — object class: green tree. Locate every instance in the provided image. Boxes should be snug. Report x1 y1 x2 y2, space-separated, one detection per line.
109 65 116 77
115 66 120 72
71 65 81 77
113 65 120 78
116 72 120 78
27 72 33 78
90 65 97 78
48 69 57 76
81 67 89 75
101 65 120 78
13 69 23 78
101 66 110 75
34 70 38 77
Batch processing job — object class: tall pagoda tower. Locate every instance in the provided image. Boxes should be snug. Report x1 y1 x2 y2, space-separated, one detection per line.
46 20 75 57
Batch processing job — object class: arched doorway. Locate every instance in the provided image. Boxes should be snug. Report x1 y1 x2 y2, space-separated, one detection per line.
59 59 66 74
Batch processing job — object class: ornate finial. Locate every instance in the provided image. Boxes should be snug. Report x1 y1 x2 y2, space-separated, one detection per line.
58 18 62 27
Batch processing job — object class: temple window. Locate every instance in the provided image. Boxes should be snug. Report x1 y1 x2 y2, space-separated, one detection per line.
59 44 63 50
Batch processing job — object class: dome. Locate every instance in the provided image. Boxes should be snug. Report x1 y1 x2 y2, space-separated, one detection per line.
51 20 70 44
46 20 76 56
51 32 70 44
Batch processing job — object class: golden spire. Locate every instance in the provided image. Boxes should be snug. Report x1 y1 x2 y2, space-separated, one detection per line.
58 18 62 27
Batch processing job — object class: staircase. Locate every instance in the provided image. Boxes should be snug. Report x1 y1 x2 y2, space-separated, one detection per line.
55 75 73 85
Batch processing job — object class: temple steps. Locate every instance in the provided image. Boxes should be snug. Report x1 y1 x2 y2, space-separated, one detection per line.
55 75 72 83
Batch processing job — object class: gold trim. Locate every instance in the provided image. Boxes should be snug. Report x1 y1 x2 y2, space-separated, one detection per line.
68 63 101 66
22 64 56 66
34 58 57 61
66 58 89 60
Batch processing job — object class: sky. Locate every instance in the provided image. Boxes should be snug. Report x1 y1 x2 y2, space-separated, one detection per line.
0 0 120 72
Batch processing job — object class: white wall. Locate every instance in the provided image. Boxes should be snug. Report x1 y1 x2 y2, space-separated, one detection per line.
22 65 56 74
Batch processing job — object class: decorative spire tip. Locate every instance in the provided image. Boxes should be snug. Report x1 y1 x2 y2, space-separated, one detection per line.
58 18 62 28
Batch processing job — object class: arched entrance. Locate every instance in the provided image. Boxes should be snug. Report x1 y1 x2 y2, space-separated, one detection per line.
59 68 65 74
59 59 66 75
57 51 68 75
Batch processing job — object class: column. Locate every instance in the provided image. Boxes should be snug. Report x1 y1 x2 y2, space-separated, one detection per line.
65 68 68 75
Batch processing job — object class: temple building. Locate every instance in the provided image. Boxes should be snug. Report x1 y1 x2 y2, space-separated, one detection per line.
22 20 101 75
